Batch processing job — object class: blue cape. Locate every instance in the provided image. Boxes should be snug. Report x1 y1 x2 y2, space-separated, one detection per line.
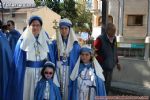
0 32 13 100
50 40 81 100
34 78 61 100
71 63 106 100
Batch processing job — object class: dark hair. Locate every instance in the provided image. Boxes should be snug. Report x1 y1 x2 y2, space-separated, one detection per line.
28 16 43 26
41 65 55 79
7 20 15 26
2 24 8 33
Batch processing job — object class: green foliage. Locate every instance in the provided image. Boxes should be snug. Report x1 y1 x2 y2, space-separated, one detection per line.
34 0 41 6
34 0 92 32
73 3 92 32
34 0 61 13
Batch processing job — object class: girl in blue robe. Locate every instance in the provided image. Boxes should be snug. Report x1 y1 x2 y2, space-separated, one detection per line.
70 45 106 100
51 18 80 100
34 61 61 100
10 16 55 100
0 31 13 100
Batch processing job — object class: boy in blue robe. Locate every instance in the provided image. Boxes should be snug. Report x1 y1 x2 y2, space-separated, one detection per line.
34 61 61 100
7 20 21 54
70 45 106 100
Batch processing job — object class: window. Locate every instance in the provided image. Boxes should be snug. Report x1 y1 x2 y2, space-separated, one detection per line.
127 15 143 26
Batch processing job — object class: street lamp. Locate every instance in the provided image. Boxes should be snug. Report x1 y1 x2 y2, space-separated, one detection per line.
0 0 4 24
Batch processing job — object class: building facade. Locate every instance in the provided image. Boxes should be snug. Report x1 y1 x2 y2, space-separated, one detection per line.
91 0 150 60
0 0 61 39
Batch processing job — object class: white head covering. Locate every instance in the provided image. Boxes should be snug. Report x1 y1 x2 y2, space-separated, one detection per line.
20 26 49 52
70 45 105 81
57 18 78 57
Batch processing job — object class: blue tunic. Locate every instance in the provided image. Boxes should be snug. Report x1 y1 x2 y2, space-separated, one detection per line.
51 40 80 100
34 78 61 100
7 29 21 54
0 32 13 100
72 63 106 100
9 38 54 100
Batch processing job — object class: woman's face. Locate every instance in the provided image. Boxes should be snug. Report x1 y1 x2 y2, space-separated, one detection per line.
44 67 54 80
80 52 91 64
60 26 69 38
30 20 42 36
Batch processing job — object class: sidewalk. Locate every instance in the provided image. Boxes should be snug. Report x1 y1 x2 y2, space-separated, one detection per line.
111 81 150 95
111 57 150 96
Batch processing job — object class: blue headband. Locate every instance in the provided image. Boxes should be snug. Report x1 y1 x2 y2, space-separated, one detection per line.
28 16 43 26
80 47 92 54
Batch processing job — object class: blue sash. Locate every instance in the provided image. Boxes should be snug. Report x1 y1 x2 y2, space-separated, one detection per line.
26 60 46 68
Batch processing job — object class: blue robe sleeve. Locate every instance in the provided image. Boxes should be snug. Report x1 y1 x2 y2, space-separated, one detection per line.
68 42 81 100
10 39 26 100
0 32 13 100
50 40 58 64
47 41 55 64
69 42 81 74
95 75 106 96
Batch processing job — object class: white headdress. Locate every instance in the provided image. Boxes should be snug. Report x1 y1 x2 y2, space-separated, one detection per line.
57 18 78 57
70 45 105 81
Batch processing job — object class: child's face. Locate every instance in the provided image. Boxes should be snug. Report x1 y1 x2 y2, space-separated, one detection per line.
80 52 91 64
44 67 54 80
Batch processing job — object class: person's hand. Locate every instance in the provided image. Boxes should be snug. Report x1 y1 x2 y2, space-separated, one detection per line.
117 63 122 71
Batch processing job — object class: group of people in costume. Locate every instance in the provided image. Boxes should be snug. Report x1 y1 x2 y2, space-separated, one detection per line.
1 16 106 100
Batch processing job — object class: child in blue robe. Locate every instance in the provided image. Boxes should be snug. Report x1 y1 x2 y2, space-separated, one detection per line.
34 61 61 100
70 45 106 100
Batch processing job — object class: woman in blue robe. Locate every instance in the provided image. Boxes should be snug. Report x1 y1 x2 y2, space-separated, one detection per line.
10 16 55 100
70 45 106 100
34 61 61 100
0 31 13 100
51 18 80 100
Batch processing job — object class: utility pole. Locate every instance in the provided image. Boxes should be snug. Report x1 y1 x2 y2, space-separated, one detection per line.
101 0 108 34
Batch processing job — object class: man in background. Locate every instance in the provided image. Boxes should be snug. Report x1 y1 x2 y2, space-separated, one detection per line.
94 23 121 95
7 20 20 54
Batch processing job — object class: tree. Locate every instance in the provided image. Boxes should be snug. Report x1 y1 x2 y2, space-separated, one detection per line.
73 2 92 32
34 0 61 13
61 0 78 21
34 0 92 32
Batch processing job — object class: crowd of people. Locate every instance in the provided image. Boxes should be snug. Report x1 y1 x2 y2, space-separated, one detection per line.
0 15 121 100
